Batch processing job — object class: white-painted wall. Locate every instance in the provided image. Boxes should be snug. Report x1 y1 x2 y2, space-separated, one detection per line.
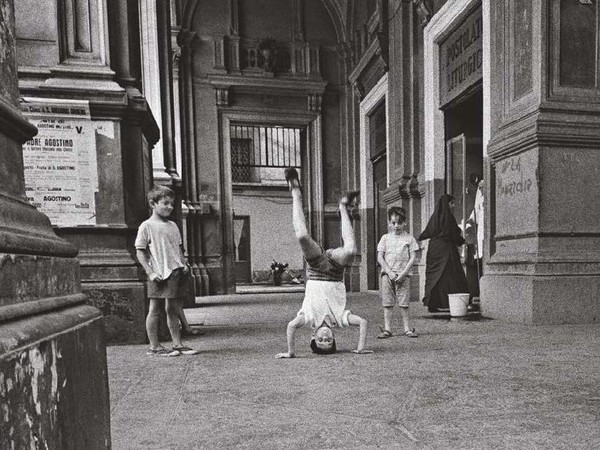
233 192 304 278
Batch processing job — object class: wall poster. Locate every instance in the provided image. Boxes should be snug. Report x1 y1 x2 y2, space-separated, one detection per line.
21 98 99 226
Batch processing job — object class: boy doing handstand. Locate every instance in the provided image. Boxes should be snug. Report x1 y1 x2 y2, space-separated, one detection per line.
276 168 372 358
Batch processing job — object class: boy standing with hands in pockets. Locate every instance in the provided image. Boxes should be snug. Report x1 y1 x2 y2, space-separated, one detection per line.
135 185 198 356
377 207 419 339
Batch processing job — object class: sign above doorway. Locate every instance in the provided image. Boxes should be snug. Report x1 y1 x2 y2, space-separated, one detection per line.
438 6 483 108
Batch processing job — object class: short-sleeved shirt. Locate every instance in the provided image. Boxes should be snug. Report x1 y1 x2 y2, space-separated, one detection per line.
135 218 184 280
377 233 419 273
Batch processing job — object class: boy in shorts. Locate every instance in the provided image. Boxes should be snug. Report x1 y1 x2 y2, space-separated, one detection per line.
135 185 198 356
377 207 419 338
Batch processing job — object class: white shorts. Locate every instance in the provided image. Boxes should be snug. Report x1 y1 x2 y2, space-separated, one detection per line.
297 280 351 328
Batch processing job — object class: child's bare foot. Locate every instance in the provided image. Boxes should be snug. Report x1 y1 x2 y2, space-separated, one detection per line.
275 352 296 359
340 191 360 207
351 349 374 354
284 168 301 191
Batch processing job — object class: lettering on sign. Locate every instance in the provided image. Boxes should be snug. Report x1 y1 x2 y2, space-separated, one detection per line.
20 99 101 226
439 6 483 107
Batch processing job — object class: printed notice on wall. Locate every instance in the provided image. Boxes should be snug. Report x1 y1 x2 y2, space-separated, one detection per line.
21 98 99 226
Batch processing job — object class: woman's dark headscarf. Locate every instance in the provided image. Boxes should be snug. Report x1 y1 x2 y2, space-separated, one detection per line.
418 194 462 241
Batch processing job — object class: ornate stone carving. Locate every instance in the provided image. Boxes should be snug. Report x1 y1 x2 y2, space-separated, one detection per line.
308 93 322 112
413 0 432 28
215 87 230 106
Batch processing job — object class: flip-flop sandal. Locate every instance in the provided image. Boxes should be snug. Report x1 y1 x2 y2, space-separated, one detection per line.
284 167 302 190
377 329 393 339
183 327 205 336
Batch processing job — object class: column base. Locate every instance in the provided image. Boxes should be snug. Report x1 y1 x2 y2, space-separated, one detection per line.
481 273 600 324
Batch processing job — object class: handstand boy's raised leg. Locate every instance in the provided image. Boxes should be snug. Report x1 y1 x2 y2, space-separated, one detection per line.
285 168 321 260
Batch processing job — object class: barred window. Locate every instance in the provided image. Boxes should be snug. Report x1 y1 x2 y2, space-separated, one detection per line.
230 124 304 185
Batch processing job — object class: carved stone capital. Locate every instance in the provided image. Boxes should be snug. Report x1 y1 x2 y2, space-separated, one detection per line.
177 29 197 49
307 93 322 112
413 0 432 28
172 45 182 64
215 86 230 106
352 80 365 99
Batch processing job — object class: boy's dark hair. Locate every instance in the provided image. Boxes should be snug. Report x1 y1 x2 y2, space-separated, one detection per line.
388 206 406 222
147 185 175 204
310 338 337 354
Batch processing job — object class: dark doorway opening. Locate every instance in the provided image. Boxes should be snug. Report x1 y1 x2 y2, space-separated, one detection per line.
443 87 484 299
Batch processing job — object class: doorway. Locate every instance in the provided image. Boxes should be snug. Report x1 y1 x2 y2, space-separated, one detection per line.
444 88 483 297
233 215 251 283
369 100 388 290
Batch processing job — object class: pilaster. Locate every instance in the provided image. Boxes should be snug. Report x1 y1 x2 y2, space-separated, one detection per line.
482 0 600 324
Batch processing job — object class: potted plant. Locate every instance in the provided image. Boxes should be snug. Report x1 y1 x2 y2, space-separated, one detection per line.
270 259 288 286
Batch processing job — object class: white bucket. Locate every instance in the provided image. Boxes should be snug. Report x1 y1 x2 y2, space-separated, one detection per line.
448 293 470 317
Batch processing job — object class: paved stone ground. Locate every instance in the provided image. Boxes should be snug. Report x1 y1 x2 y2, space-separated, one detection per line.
108 291 600 449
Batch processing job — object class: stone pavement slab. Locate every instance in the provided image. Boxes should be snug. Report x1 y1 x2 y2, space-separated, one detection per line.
107 292 600 449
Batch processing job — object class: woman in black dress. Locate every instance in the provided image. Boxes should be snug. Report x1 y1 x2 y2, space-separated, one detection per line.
418 194 469 312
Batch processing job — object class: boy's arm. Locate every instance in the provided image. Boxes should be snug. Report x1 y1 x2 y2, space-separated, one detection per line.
348 313 373 354
136 249 161 281
276 315 305 358
398 251 417 279
179 244 190 273
377 250 394 277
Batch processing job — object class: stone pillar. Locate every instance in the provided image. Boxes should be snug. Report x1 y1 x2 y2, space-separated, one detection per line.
482 0 600 324
0 0 110 447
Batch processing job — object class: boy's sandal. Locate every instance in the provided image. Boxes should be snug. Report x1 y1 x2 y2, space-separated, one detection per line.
377 329 393 339
284 168 302 190
182 327 205 336
403 328 418 338
172 346 199 355
147 346 181 357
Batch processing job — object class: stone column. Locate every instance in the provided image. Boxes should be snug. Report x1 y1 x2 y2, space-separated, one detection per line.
0 0 110 447
482 0 600 324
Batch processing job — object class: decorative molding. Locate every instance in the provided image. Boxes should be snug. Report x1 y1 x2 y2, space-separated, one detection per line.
413 0 432 28
383 181 403 203
172 45 182 65
352 80 365 98
229 0 239 35
177 29 198 49
207 74 327 95
215 87 230 106
307 93 322 112
1 97 38 143
228 35 241 73
348 33 388 100
59 0 109 66
213 37 227 72
293 0 305 41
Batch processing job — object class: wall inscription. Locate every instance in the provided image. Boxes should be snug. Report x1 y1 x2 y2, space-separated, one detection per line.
495 153 538 236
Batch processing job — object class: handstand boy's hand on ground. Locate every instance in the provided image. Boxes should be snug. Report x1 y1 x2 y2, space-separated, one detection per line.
275 352 296 359
351 349 374 354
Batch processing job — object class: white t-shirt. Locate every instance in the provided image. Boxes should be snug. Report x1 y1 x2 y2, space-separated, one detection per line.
135 218 184 279
377 233 419 273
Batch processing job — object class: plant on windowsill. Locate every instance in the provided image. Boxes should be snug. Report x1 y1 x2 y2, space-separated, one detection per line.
270 259 288 286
